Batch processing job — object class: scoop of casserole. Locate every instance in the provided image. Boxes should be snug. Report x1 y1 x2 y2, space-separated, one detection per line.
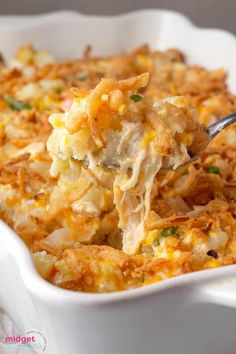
47 73 209 255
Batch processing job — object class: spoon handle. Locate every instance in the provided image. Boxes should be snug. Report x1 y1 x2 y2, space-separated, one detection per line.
207 111 236 138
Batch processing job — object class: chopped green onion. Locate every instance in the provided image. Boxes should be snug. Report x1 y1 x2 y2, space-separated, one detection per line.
54 86 62 94
160 226 179 238
76 72 88 81
4 94 32 111
140 273 145 282
206 166 220 174
77 76 87 81
152 226 179 247
129 94 142 102
152 238 160 247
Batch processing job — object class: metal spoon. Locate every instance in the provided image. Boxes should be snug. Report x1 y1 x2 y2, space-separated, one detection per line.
207 111 236 137
181 111 236 167
80 112 236 171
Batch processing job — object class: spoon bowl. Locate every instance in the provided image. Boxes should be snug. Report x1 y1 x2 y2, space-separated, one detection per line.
176 111 236 169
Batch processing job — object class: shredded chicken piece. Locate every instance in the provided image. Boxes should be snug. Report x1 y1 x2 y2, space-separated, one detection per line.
47 74 209 255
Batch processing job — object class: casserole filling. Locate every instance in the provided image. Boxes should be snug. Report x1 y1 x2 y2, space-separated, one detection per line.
47 73 209 256
0 45 236 292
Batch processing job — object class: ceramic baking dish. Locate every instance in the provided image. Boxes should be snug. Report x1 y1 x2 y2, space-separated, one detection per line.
0 9 236 354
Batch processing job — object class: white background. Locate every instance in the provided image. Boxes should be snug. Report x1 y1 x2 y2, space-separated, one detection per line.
0 0 236 34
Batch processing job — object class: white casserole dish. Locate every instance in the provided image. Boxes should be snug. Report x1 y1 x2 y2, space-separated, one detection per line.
1 9 236 354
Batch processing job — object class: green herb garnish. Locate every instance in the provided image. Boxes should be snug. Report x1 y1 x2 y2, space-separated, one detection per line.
152 238 160 247
160 226 179 238
54 86 62 94
129 94 142 102
4 94 32 111
152 226 179 247
77 75 87 81
76 72 88 81
206 166 220 175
